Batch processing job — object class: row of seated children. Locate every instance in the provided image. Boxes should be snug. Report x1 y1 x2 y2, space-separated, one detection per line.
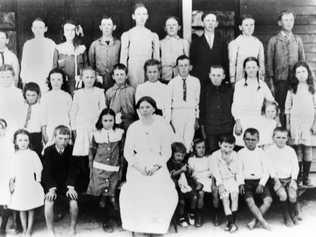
168 127 300 233
0 107 303 236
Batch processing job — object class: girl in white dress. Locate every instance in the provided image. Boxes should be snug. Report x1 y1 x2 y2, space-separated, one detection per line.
8 129 44 236
258 101 279 150
41 68 72 145
120 3 160 87
120 96 178 236
71 67 106 192
0 119 14 234
232 57 275 147
285 61 316 186
188 139 212 227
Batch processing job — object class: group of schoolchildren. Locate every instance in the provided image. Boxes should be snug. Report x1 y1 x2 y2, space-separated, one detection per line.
0 1 315 236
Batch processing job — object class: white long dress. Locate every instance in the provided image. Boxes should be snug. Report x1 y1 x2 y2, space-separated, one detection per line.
120 116 178 234
8 149 44 211
285 85 316 146
20 37 56 93
71 87 106 156
0 134 14 205
120 27 160 87
41 90 72 144
231 79 274 146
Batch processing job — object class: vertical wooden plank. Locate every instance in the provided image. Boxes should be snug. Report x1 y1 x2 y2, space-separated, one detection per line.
182 0 192 42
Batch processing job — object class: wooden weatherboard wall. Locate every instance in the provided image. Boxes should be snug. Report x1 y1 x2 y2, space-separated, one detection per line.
240 0 316 76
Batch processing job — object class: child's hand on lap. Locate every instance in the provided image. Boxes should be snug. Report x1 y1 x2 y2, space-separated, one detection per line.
46 188 57 201
66 186 78 200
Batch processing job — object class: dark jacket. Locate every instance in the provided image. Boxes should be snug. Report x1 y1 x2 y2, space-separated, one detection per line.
200 80 234 134
42 144 79 193
190 33 229 87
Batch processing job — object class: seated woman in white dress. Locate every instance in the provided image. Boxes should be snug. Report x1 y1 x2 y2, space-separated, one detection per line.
120 96 178 237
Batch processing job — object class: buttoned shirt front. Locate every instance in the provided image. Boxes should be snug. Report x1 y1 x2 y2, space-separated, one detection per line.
88 37 120 76
169 75 200 118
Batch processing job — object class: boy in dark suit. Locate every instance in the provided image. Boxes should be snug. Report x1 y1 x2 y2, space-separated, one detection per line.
190 12 229 88
42 125 79 236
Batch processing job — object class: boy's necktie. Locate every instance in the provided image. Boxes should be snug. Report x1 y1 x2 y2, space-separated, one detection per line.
0 52 4 65
182 78 187 101
24 104 32 129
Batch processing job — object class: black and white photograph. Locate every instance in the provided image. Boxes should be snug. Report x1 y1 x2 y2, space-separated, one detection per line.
0 0 316 236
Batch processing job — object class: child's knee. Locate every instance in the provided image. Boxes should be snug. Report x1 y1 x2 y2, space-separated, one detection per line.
288 190 297 203
263 196 273 206
304 147 313 162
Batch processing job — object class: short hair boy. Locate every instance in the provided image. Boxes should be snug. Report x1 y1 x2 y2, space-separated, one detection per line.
265 127 300 226
42 125 79 235
266 10 305 125
238 128 272 230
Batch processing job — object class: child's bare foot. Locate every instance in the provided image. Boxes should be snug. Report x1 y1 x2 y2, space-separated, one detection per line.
261 221 272 231
247 220 256 230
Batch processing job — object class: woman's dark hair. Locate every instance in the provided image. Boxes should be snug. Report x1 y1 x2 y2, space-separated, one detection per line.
62 19 83 47
13 129 31 151
171 142 186 154
23 82 41 100
135 96 158 112
95 108 117 130
289 61 315 95
243 57 261 90
47 68 69 92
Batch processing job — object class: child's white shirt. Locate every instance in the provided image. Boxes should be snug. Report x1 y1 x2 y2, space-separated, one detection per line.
169 74 200 118
21 101 43 133
237 147 269 186
265 144 299 179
